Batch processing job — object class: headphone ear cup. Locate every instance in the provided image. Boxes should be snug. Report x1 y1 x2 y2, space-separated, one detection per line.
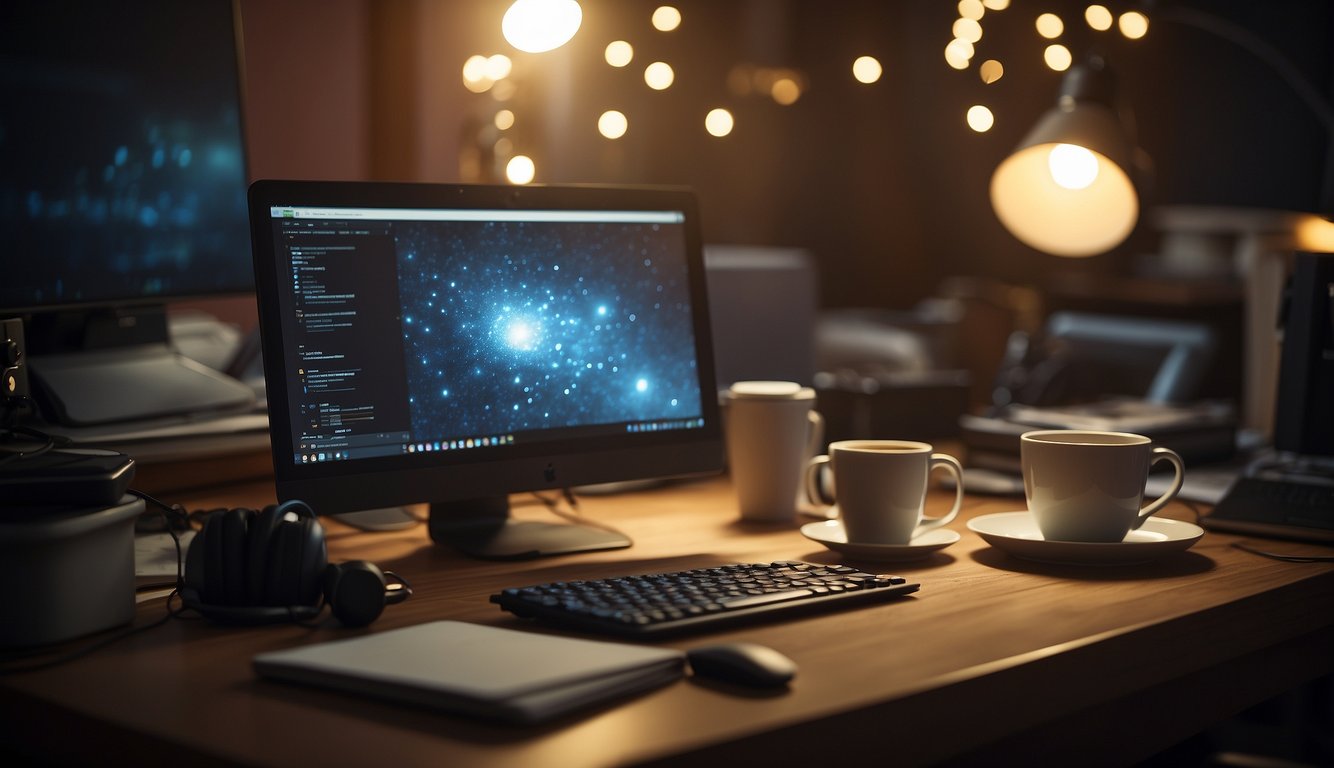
265 513 327 607
199 508 249 605
246 505 285 605
324 561 387 628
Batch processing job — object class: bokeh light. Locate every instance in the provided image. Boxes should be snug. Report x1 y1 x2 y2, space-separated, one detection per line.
506 155 535 184
982 0 1010 9
1085 5 1113 31
979 59 1004 84
652 6 681 32
852 56 883 84
1036 13 1064 39
605 40 634 67
945 38 974 70
958 0 985 21
598 110 628 139
705 108 734 137
462 55 492 93
1119 11 1149 39
967 105 995 132
1044 43 1072 71
644 61 675 90
494 109 515 130
953 17 983 43
485 54 513 81
771 78 801 105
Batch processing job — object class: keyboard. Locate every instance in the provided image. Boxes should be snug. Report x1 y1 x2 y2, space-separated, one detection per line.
1204 476 1334 543
490 561 920 637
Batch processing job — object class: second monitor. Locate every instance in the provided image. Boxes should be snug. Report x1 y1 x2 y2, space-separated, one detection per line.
248 181 724 558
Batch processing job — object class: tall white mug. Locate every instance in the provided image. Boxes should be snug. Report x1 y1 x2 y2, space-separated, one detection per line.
724 381 824 523
804 440 964 545
1021 430 1185 543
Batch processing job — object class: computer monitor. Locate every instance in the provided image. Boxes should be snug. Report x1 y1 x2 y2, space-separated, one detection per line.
1274 252 1334 458
248 181 725 559
0 0 254 427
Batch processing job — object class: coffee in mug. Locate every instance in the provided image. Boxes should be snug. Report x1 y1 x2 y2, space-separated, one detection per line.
1021 430 1185 543
804 440 964 545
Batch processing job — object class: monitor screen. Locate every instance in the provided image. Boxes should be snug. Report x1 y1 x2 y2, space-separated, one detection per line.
0 0 251 312
249 181 724 558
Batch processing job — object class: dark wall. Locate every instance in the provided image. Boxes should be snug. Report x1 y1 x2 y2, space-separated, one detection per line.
505 0 1333 309
240 0 1334 312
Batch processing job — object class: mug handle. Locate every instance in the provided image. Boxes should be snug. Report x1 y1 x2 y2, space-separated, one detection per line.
804 411 825 461
917 453 964 534
1134 447 1185 528
803 454 834 516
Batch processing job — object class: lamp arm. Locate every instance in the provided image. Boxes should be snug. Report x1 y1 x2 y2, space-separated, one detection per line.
1156 6 1334 133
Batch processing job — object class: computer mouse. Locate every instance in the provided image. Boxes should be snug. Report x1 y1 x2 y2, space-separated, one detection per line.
686 642 797 688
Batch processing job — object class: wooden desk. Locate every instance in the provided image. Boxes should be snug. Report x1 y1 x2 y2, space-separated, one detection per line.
3 476 1332 766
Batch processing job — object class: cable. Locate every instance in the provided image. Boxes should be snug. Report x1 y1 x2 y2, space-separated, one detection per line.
1230 542 1334 563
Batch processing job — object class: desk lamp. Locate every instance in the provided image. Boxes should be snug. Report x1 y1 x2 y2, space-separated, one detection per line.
990 56 1141 257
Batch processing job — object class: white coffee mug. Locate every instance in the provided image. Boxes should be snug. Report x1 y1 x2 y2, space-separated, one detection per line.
724 381 825 523
1021 430 1186 543
804 440 964 545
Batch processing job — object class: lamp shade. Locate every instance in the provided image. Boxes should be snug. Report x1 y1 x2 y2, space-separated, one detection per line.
991 61 1140 257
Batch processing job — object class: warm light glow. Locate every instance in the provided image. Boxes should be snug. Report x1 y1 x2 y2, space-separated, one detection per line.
1048 144 1099 189
1119 11 1149 39
462 55 495 92
502 0 582 53
1044 44 1073 71
495 109 515 130
979 59 1004 83
1035 13 1064 39
1295 215 1334 253
492 79 517 101
982 0 1010 9
958 0 985 21
945 38 974 70
953 17 983 43
644 61 675 90
598 110 628 139
967 105 995 132
485 54 513 81
605 40 634 67
991 143 1137 257
852 56 883 84
705 108 734 137
651 6 682 32
771 77 801 105
494 137 514 156
1085 5 1113 31
506 155 536 184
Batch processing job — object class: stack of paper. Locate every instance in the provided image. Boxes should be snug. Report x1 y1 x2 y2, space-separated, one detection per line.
253 620 685 724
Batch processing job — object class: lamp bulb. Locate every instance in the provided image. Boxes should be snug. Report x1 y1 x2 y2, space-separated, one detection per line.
502 0 582 54
1048 144 1099 190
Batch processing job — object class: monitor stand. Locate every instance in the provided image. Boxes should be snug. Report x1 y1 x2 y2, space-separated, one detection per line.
329 507 420 532
427 496 631 560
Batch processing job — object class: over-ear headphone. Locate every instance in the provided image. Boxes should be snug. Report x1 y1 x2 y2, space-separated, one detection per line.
181 500 411 627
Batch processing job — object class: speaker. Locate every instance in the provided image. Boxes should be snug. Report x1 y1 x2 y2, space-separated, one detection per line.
182 500 410 627
2 318 29 401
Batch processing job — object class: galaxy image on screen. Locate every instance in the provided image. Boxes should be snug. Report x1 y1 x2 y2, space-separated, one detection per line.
393 219 703 439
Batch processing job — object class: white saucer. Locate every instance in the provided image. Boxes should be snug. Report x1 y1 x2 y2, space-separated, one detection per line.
800 520 961 562
967 512 1204 566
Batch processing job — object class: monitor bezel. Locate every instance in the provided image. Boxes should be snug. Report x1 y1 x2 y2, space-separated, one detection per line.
248 180 724 513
